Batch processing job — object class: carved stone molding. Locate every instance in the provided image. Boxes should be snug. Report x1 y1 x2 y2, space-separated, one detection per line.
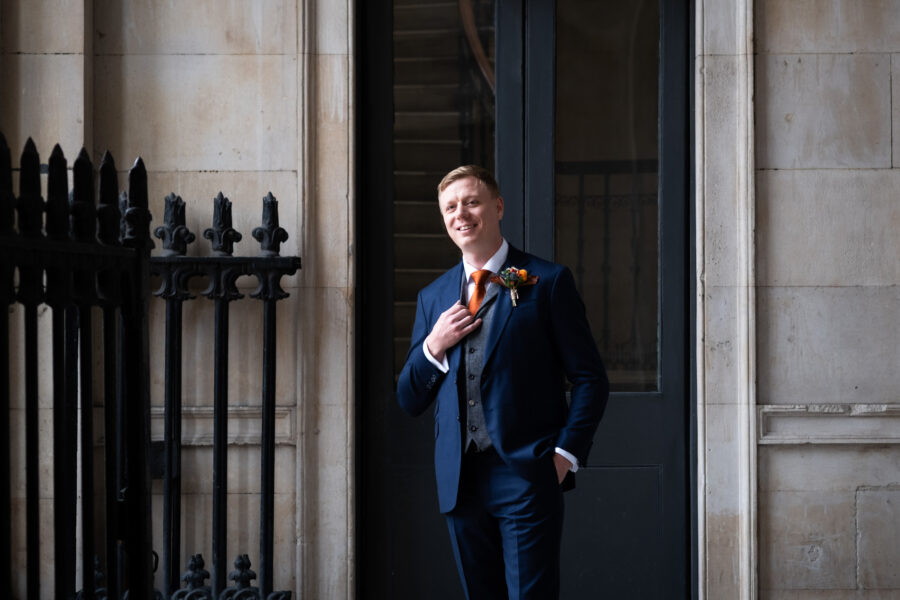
759 404 900 445
148 406 296 446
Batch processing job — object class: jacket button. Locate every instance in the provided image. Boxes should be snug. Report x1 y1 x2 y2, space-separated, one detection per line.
468 374 475 380
469 425 478 432
469 347 476 354
468 400 475 406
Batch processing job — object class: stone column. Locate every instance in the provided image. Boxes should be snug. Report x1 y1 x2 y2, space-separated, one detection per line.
695 0 757 597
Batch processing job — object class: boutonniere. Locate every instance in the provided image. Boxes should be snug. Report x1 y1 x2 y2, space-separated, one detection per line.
490 266 539 307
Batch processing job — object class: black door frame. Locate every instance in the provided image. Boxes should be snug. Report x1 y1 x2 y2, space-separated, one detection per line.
356 1 697 596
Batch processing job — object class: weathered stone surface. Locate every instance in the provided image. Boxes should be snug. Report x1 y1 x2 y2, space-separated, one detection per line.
759 446 900 493
302 54 352 289
701 55 743 288
0 54 87 159
759 490 857 590
757 169 900 287
704 286 742 404
763 591 900 599
93 54 298 172
894 55 900 168
858 488 900 589
757 0 900 54
757 286 900 404
94 0 297 55
701 0 743 56
1 1 86 54
756 54 891 169
705 511 744 598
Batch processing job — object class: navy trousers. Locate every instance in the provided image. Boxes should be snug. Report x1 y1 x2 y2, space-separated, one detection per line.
445 448 564 600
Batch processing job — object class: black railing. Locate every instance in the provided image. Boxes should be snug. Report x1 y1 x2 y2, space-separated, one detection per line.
151 192 299 600
1 133 155 599
1 132 299 599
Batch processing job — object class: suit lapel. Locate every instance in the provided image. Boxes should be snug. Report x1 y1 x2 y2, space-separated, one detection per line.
482 246 531 369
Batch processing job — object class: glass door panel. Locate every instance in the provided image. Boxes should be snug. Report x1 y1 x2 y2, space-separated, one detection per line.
554 1 660 392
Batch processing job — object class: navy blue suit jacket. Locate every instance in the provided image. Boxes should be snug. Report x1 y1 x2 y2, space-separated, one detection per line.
397 246 609 513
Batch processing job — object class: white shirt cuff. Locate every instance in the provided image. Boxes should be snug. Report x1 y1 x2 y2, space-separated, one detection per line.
422 340 449 373
554 447 579 473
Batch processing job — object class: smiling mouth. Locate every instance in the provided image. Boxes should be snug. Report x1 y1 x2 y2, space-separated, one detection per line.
457 224 475 232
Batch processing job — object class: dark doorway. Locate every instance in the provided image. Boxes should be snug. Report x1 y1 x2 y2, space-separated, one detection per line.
358 1 691 597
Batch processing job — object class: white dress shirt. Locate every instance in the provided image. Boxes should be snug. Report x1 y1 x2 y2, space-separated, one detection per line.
420 238 579 472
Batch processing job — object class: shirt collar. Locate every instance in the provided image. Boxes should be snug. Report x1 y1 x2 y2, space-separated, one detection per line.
463 238 509 281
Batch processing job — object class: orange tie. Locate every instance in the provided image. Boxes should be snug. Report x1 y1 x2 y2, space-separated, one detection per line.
468 269 492 315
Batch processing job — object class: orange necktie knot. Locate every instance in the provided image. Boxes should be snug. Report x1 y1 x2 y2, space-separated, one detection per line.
468 269 492 315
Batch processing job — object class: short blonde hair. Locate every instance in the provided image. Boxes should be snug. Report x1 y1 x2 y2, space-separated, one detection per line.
437 165 500 199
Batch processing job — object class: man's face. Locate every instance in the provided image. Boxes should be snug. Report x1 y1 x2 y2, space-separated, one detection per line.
438 176 504 257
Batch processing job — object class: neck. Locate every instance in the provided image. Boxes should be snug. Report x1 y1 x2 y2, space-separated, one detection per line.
462 238 503 269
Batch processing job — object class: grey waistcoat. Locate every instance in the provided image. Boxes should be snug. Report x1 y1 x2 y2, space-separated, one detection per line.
463 283 500 452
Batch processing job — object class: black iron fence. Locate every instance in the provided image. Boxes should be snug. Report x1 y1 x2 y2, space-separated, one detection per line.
0 133 300 600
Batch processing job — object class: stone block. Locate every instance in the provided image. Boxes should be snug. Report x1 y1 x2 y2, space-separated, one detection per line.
757 286 900 404
704 404 746 514
1 1 85 54
298 54 352 288
704 511 743 599
10 497 55 598
94 0 297 55
700 55 749 287
704 285 742 404
894 56 900 168
316 0 350 55
762 591 900 599
700 0 741 56
168 445 295 495
757 169 900 287
93 54 298 172
858 487 900 589
0 53 87 160
756 54 891 169
758 490 856 590
759 446 900 493
294 286 352 409
756 0 900 54
9 407 54 498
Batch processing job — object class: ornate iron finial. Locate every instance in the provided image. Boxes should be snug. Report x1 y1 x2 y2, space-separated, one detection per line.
98 151 121 246
203 192 242 256
181 554 211 590
154 193 196 256
71 147 96 243
228 555 256 589
16 138 44 237
252 192 288 257
122 157 154 249
0 132 13 235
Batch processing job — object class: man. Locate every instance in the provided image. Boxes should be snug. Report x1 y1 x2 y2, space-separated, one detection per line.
397 165 609 599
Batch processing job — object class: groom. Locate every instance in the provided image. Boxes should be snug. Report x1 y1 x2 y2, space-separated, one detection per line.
397 165 609 599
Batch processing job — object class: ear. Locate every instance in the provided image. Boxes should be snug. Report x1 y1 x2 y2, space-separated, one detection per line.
496 195 504 220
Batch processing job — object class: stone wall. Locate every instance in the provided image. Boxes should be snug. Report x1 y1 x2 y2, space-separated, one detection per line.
755 1 900 598
1 1 355 597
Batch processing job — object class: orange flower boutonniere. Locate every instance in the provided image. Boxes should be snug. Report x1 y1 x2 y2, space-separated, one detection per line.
490 266 539 307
